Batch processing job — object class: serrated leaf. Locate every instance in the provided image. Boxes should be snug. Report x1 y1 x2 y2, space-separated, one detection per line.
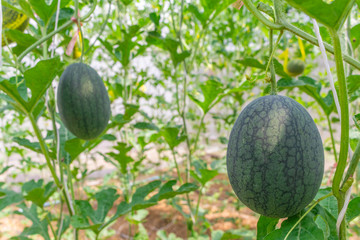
190 169 218 186
71 188 119 232
188 79 224 114
0 188 23 211
24 182 56 208
13 137 42 154
160 126 186 149
107 180 198 230
15 203 51 240
107 142 133 174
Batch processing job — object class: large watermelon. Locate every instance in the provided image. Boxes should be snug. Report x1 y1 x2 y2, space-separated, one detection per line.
57 63 111 140
226 95 324 218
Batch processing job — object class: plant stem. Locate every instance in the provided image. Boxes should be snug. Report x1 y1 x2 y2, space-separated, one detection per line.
242 0 283 30
29 113 60 186
192 114 206 154
329 28 350 240
28 113 74 216
269 29 277 95
194 187 202 221
330 28 350 198
171 149 183 184
342 140 360 188
326 114 338 163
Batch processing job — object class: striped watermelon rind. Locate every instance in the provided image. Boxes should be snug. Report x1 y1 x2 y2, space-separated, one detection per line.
57 63 111 140
226 95 324 218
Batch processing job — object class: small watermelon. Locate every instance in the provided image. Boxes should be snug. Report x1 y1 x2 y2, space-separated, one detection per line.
286 59 305 77
57 63 111 140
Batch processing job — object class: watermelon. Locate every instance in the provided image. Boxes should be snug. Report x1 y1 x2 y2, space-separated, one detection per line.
286 59 305 77
57 63 111 140
226 95 324 218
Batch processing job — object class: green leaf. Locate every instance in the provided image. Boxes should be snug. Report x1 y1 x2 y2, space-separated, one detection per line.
107 142 133 174
284 0 354 30
13 137 42 154
347 75 360 94
28 0 59 25
64 138 86 161
149 12 160 26
277 77 334 115
313 205 338 240
5 29 37 48
346 197 360 222
15 203 51 240
146 33 190 67
107 180 198 228
188 79 224 114
236 58 290 78
264 214 324 240
71 188 119 232
23 181 56 208
0 188 23 211
190 169 218 186
24 57 62 112
0 76 28 112
350 24 360 49
47 8 74 32
316 188 338 218
150 180 198 201
354 113 360 130
134 122 159 131
160 126 186 149
257 216 279 240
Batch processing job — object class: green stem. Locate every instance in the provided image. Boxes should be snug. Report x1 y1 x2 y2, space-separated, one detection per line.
330 29 350 198
46 213 57 240
269 29 277 95
329 28 349 240
194 187 202 221
84 1 112 56
192 114 206 154
29 113 60 186
242 0 283 30
326 114 338 163
171 149 183 185
342 140 360 188
28 113 74 216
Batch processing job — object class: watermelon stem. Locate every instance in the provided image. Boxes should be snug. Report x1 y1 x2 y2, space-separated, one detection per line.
268 29 277 95
328 26 350 240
